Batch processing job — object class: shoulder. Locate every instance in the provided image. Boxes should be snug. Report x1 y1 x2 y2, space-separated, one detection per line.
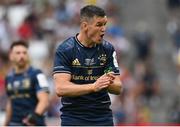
28 66 43 75
29 67 49 89
5 70 14 80
101 40 115 51
56 36 76 52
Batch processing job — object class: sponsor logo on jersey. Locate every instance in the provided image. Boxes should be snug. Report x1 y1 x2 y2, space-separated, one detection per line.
84 58 95 66
7 83 12 91
87 69 93 75
22 78 30 89
72 58 81 66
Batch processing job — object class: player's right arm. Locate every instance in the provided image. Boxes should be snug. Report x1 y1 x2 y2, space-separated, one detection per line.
53 73 111 97
4 99 12 126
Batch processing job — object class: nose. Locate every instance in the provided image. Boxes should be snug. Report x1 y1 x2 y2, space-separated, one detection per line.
19 52 27 58
101 26 106 32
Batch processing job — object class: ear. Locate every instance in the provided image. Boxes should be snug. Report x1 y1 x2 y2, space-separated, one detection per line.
81 21 88 31
9 51 13 61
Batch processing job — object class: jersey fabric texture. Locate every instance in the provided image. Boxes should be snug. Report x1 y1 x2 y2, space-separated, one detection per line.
53 34 120 126
5 66 49 125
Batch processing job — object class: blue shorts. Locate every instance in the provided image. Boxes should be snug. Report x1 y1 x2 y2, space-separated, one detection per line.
61 116 114 126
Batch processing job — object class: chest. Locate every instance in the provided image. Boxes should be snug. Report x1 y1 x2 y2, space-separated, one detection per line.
70 47 108 83
6 74 34 98
73 46 108 66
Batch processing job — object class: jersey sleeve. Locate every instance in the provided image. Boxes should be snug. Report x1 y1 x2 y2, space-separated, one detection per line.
105 45 120 75
34 70 49 93
53 46 72 75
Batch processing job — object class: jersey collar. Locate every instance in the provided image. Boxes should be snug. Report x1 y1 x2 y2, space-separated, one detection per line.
75 34 97 48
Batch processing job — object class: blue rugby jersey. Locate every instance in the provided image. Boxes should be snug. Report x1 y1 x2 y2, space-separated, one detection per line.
5 66 49 125
53 34 120 125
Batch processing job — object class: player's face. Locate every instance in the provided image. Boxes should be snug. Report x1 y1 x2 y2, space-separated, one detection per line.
86 16 107 44
10 45 29 68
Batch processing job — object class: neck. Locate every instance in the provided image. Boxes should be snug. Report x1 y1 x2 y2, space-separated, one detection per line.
14 64 29 74
77 33 95 48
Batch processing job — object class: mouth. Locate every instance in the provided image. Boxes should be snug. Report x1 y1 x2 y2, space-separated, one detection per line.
100 34 104 38
18 58 26 64
96 34 105 43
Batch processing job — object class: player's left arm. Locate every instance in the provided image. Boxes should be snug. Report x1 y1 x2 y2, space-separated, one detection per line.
106 72 122 95
23 91 49 126
35 90 49 115
34 72 49 115
105 44 122 95
23 72 49 125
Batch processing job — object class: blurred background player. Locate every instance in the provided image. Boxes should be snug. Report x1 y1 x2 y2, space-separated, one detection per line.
4 40 49 126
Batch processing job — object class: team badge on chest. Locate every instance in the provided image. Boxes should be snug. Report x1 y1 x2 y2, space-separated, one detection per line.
98 54 107 66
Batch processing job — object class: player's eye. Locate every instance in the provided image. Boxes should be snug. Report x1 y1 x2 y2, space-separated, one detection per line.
96 23 102 27
16 52 21 55
96 22 107 27
23 51 27 54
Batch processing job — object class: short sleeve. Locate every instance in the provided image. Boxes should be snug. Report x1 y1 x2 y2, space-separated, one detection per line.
105 46 120 75
34 70 49 93
53 47 72 75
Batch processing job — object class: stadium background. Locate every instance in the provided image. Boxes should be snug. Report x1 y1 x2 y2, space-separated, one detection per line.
0 0 180 125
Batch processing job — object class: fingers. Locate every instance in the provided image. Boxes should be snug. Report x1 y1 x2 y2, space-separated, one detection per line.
102 72 115 83
93 74 114 92
22 118 35 126
106 72 115 80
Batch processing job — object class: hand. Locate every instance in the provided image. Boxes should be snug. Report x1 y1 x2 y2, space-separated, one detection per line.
92 74 113 92
22 112 42 126
106 72 115 82
22 118 35 126
22 114 35 126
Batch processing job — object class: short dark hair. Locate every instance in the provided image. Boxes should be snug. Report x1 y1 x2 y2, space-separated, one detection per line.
10 40 29 50
80 5 106 21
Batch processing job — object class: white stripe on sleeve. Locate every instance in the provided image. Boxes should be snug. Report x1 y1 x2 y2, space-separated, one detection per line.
113 51 119 68
37 73 49 88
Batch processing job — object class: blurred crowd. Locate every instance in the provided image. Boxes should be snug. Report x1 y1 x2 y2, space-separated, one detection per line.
0 0 179 125
166 0 180 124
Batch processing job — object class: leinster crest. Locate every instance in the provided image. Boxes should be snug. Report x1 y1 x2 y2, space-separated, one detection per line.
98 54 106 66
